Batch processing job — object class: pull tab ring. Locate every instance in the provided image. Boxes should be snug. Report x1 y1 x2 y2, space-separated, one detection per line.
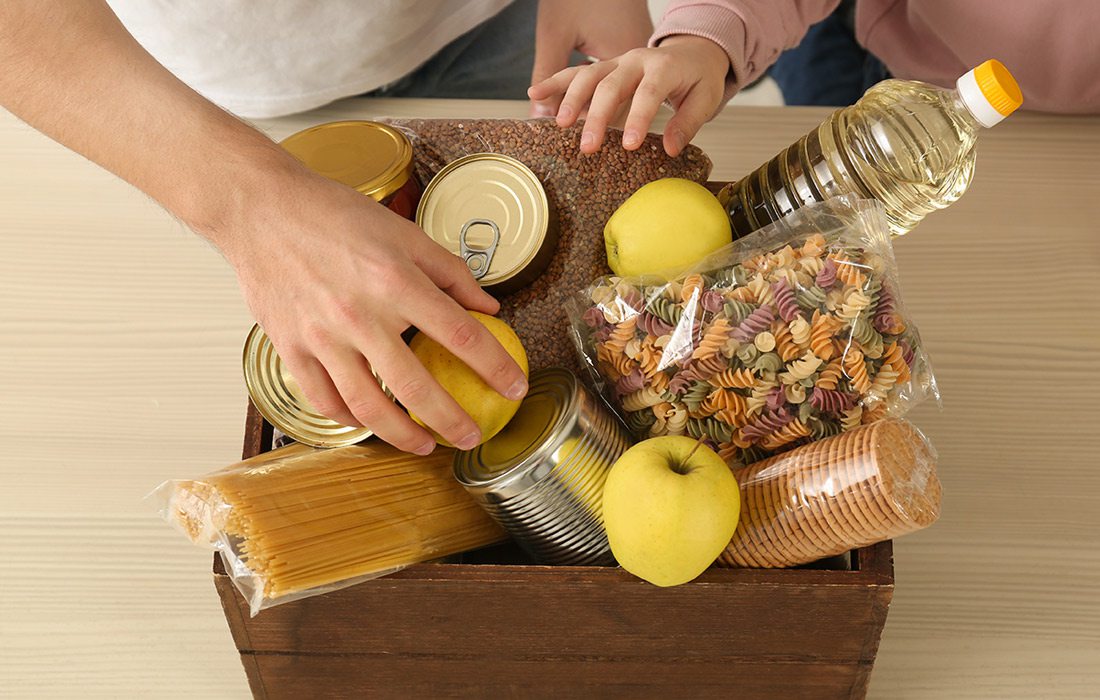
459 218 501 280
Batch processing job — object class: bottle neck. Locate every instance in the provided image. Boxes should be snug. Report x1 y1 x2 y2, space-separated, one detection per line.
950 90 985 133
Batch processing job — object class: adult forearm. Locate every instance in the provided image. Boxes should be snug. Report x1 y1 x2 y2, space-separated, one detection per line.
0 1 531 456
0 0 296 253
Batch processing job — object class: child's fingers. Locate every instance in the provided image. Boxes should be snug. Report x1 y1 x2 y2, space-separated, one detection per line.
555 62 616 128
529 93 562 118
580 65 644 153
528 67 578 118
529 99 558 119
527 65 583 101
622 74 674 150
663 85 720 157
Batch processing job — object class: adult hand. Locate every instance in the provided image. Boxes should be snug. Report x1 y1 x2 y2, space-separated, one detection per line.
528 35 731 157
222 169 528 455
0 0 525 456
529 0 653 118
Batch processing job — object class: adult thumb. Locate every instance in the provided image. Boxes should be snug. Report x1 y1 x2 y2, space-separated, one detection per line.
532 26 576 89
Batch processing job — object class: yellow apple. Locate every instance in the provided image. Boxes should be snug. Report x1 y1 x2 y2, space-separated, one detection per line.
604 178 733 277
602 436 740 586
409 311 528 447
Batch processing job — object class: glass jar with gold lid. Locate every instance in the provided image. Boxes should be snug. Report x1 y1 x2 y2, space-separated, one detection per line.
280 120 421 219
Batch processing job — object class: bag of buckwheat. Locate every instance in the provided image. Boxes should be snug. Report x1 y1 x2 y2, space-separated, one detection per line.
383 118 712 374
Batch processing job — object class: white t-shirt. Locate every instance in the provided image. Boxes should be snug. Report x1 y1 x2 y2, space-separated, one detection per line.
107 0 513 118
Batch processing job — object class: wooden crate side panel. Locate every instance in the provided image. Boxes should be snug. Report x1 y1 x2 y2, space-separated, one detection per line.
242 399 271 460
215 563 253 655
846 584 893 699
847 545 895 698
214 559 270 699
245 653 871 700
237 655 268 700
216 567 886 662
853 538 894 578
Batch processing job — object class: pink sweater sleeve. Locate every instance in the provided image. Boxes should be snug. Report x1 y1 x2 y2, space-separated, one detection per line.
650 0 840 100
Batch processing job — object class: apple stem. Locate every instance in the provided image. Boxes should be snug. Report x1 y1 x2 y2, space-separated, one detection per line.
686 435 706 461
673 435 707 474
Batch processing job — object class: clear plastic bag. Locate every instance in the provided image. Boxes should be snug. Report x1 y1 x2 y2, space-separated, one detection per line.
382 117 713 374
569 196 937 467
720 418 941 568
148 442 505 615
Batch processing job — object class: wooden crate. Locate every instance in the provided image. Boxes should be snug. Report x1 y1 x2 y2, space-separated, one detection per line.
214 399 894 699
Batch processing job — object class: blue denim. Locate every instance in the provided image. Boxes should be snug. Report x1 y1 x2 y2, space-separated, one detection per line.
768 7 891 107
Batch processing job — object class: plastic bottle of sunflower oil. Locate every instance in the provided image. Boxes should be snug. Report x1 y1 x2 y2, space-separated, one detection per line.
718 59 1023 237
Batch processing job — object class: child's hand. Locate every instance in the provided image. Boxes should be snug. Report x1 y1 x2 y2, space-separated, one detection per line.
529 0 652 115
528 35 731 157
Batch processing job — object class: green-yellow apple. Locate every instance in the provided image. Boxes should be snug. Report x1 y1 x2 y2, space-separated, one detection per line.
409 311 528 447
602 436 740 586
604 178 733 277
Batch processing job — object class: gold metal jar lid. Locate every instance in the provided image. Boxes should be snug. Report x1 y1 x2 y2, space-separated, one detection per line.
416 153 556 295
243 324 382 448
279 120 414 202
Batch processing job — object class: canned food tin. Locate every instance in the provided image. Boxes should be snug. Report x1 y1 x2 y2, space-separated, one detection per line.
416 153 558 296
454 368 630 565
280 120 421 219
243 324 386 448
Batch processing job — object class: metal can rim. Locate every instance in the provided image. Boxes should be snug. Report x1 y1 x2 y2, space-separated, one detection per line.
242 323 378 448
453 368 579 493
416 153 553 291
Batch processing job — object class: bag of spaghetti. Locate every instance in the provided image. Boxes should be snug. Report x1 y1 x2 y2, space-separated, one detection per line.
568 196 938 468
148 441 505 615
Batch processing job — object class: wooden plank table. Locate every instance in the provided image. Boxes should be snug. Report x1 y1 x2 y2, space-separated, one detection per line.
1 98 1098 699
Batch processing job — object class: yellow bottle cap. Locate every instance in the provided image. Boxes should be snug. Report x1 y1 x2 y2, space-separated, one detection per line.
974 59 1023 116
957 59 1023 127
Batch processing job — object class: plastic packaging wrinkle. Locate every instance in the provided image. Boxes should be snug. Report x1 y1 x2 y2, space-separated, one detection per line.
148 441 506 615
568 196 938 469
721 418 942 568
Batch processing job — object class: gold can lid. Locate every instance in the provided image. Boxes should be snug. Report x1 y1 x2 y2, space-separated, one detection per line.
279 120 413 201
416 153 550 288
242 324 379 448
454 368 579 496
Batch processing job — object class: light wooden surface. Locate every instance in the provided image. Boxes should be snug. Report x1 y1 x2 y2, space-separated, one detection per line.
2 98 1098 699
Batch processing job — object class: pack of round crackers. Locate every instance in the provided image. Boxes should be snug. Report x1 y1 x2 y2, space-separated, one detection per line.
719 418 941 568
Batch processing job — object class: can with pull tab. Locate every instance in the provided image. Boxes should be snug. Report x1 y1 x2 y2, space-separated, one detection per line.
416 153 558 296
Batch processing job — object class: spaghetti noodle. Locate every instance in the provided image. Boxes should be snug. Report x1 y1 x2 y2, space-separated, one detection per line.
152 441 506 614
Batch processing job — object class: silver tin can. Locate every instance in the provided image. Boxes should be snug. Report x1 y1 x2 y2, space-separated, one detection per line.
453 368 631 565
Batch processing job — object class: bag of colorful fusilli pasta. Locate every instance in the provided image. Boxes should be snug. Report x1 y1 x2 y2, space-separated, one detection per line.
568 196 937 467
